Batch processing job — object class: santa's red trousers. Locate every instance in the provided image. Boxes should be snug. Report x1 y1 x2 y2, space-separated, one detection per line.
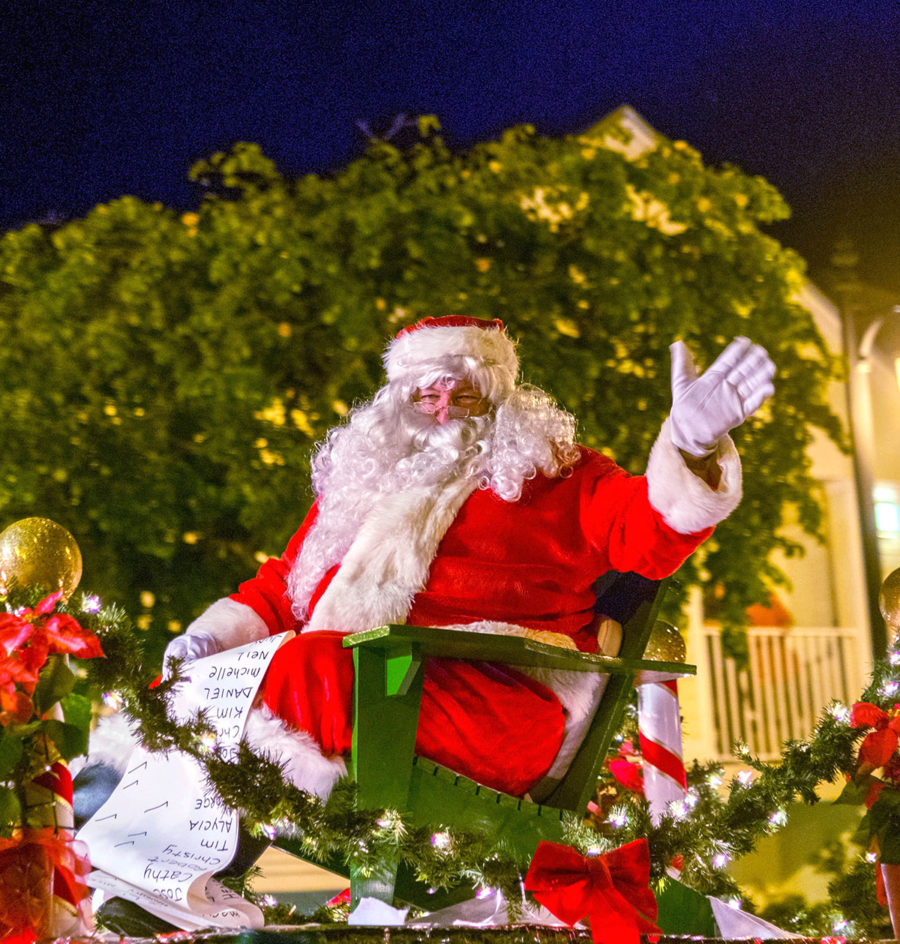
261 631 566 796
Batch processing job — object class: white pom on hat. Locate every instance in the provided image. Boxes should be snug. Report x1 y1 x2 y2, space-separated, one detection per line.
383 316 519 392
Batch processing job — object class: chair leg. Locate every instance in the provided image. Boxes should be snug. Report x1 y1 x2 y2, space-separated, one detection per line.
351 859 400 909
214 827 272 879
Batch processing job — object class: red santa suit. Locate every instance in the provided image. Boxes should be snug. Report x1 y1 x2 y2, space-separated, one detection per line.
191 420 741 798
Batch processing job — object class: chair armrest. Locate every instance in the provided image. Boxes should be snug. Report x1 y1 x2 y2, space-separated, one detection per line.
343 623 694 680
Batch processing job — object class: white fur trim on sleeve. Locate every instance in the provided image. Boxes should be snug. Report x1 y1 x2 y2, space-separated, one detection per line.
243 704 347 802
185 597 270 650
645 418 742 534
523 670 608 801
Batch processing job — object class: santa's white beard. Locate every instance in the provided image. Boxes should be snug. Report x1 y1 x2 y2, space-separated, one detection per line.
287 409 490 620
286 382 580 622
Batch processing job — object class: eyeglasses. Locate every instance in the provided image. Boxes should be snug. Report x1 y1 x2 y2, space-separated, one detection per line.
413 400 486 419
412 386 490 418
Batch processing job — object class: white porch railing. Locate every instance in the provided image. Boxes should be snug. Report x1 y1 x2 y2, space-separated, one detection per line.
702 625 867 760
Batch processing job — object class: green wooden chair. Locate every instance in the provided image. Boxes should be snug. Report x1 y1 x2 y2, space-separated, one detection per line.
276 572 694 911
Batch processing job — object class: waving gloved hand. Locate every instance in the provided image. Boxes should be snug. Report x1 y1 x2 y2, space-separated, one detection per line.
162 631 221 679
669 336 775 457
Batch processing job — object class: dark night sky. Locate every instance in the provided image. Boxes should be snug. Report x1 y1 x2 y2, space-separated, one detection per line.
3 0 898 292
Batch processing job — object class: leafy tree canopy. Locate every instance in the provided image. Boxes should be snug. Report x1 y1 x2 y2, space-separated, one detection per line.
0 112 843 660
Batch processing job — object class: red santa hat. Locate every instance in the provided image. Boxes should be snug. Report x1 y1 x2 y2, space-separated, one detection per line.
383 316 519 396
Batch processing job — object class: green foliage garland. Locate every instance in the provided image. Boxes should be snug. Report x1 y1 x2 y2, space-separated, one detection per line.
0 111 843 661
59 583 898 937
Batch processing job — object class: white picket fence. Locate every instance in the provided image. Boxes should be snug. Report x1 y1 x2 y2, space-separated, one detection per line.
702 625 867 760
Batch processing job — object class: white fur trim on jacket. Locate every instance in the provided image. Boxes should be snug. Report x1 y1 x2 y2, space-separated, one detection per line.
185 597 270 651
524 670 609 801
646 418 742 534
78 705 347 805
243 704 347 802
306 475 477 633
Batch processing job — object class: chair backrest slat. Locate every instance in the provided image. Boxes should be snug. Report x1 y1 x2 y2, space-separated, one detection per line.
541 574 667 811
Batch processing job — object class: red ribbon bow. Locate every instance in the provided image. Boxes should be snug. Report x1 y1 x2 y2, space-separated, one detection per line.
524 839 659 944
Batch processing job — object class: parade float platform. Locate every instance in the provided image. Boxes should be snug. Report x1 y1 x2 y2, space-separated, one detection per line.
53 929 898 944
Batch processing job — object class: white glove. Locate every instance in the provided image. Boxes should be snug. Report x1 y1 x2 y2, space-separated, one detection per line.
669 336 775 457
162 631 221 678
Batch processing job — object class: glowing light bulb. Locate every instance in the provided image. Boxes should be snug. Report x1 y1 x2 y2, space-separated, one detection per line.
431 831 451 850
102 691 124 710
830 703 851 724
82 594 102 613
376 811 402 830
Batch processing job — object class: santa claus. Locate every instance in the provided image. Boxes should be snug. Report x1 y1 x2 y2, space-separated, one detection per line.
158 315 774 802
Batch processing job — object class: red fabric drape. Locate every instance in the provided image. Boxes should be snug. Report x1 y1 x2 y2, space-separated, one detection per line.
261 631 565 796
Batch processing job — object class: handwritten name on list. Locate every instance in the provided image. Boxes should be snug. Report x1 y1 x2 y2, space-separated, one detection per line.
77 632 291 930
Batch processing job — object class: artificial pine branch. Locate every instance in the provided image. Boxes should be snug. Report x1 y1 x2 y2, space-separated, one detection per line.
55 585 896 932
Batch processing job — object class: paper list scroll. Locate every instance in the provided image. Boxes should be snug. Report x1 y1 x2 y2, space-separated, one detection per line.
77 631 292 930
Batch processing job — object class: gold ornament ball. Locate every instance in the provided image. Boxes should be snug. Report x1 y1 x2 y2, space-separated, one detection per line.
880 568 900 634
0 517 82 601
644 619 687 663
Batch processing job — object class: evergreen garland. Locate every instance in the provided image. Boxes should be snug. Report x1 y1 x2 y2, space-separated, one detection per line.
63 588 898 936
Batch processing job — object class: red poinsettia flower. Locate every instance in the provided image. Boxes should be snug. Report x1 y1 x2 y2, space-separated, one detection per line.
865 779 887 809
0 687 33 726
0 613 34 656
609 758 645 794
40 613 103 660
15 631 49 676
851 701 894 728
0 594 103 672
607 739 644 794
851 701 900 769
0 652 41 697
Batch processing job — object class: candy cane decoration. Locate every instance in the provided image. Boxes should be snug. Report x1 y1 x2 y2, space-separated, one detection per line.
31 760 90 935
24 713 92 937
637 679 687 826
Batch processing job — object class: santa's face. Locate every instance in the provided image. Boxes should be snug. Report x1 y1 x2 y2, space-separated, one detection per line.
412 378 490 426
